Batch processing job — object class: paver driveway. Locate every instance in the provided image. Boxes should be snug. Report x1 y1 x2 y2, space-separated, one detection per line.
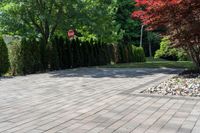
0 68 200 133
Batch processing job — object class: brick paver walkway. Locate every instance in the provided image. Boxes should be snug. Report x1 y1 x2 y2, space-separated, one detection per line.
0 68 199 133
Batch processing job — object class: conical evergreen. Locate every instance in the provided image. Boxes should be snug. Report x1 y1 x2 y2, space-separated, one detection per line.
65 39 72 68
0 36 9 76
48 41 60 70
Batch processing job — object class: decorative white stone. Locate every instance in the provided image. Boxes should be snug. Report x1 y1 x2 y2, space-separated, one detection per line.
143 73 200 97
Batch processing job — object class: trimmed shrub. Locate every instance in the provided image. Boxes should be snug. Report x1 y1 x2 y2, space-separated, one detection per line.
126 45 133 62
81 41 90 67
53 36 65 69
48 41 60 70
9 38 42 75
94 42 101 65
117 44 146 63
20 38 42 74
132 46 146 62
8 40 23 75
29 38 42 72
73 39 82 68
92 43 98 66
39 39 48 70
0 36 9 76
117 45 126 63
108 44 115 63
76 39 83 67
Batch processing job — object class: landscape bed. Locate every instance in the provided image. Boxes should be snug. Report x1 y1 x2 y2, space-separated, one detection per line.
142 71 200 97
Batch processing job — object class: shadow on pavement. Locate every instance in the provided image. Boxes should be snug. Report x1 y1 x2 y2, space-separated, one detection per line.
48 68 182 79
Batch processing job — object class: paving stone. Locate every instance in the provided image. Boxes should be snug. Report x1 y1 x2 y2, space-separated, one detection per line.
1 68 197 133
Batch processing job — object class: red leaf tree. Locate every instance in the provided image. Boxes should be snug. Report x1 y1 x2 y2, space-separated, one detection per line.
132 0 200 69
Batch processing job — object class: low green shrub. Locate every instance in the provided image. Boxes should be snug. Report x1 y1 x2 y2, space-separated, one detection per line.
0 36 10 76
155 37 188 61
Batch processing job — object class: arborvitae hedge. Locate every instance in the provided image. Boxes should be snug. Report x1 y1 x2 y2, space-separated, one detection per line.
6 36 146 75
132 46 146 62
48 41 60 70
8 38 42 75
20 38 42 74
9 40 22 75
0 36 9 76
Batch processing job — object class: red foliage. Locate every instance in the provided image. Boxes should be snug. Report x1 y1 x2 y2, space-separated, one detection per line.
132 0 196 29
132 0 200 68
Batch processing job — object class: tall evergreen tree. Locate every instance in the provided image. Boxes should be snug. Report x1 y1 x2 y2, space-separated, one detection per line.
0 36 9 76
115 0 141 45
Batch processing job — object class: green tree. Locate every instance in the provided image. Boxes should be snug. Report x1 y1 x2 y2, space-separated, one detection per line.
75 0 124 43
115 0 141 45
0 0 122 44
0 0 80 45
115 0 161 57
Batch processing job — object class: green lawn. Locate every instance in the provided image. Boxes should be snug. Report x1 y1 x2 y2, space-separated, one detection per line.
103 58 196 69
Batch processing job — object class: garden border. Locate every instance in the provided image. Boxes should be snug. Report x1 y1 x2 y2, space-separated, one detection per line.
120 69 200 101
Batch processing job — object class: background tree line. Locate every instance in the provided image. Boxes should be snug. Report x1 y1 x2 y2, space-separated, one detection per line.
0 0 190 75
0 0 160 54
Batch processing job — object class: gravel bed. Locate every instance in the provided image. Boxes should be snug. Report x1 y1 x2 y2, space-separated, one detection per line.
143 71 200 97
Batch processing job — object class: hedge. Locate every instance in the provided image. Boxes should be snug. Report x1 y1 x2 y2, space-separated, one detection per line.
0 36 9 76
8 38 41 75
7 36 146 75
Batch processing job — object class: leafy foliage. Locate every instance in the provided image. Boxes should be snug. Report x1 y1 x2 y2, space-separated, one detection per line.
78 0 123 43
0 0 121 43
115 0 141 45
155 37 188 61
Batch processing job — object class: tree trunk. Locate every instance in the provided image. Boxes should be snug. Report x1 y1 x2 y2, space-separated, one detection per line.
148 36 152 57
191 55 200 71
185 45 200 71
140 25 144 47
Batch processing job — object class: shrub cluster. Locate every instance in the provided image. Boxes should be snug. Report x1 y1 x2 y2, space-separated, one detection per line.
117 45 146 63
8 38 42 75
5 36 146 75
155 37 188 61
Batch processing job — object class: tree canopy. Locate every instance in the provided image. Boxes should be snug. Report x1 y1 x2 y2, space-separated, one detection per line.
115 0 141 45
0 0 121 43
132 0 200 69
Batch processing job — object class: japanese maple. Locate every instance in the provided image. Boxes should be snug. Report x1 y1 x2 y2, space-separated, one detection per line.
132 0 200 69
